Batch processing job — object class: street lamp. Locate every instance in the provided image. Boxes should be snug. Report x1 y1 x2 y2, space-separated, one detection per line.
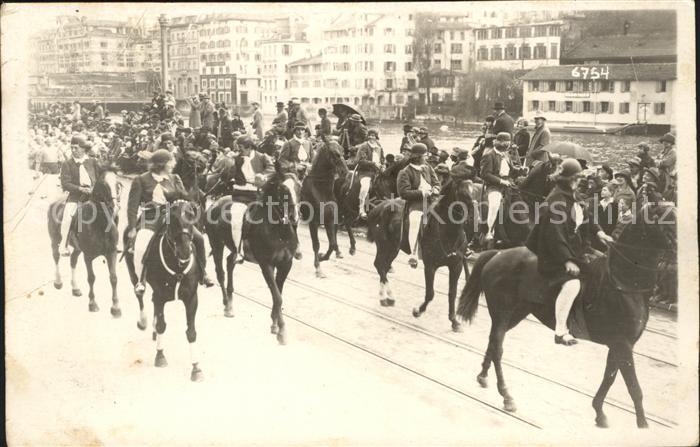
158 14 170 93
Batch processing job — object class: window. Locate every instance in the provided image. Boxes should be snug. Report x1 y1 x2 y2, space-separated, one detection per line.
432 93 439 104
407 79 416 89
477 47 489 60
209 79 215 89
583 101 591 112
384 61 396 72
491 28 502 39
530 81 540 92
621 81 631 92
565 81 574 91
599 80 614 92
654 102 666 114
240 79 246 86
451 43 462 53
460 31 465 40
534 44 546 59
405 44 412 54
505 27 517 38
505 45 516 60
548 81 556 91
549 25 560 36
548 100 556 111
364 78 374 89
225 79 231 89
386 79 394 89
519 26 532 37
550 43 558 59
656 80 667 92
520 45 531 59
619 102 630 114
433 59 441 69
534 26 547 37
450 59 462 70
225 92 232 104
433 43 441 53
532 100 540 110
477 29 488 39
384 44 396 53
216 78 223 89
600 101 610 113
405 61 413 71
100 42 108 48
491 46 502 60
565 101 573 112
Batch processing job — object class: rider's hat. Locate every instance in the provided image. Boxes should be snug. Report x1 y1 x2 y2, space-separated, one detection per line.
409 143 428 156
348 114 362 123
450 162 476 181
294 121 306 129
236 135 255 148
659 132 675 144
557 158 583 180
367 129 379 139
495 132 512 142
150 149 173 165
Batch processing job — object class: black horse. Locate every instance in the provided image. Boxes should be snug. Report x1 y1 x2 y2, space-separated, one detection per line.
300 138 350 278
457 202 677 428
48 167 123 315
205 164 300 344
367 177 473 331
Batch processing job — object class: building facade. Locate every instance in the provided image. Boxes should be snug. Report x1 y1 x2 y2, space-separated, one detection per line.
260 38 311 110
521 63 675 129
168 16 200 99
474 21 562 70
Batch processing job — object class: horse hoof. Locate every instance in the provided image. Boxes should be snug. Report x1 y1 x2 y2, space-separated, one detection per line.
388 266 394 274
276 332 287 345
595 416 609 429
349 247 356 256
315 270 327 279
451 322 463 333
137 320 147 331
412 308 421 318
190 366 204 382
72 288 82 297
335 252 344 259
503 400 517 412
476 374 488 388
53 281 63 290
88 302 99 312
154 350 168 368
270 324 278 334
637 419 649 429
224 308 235 318
110 307 122 318
152 331 157 341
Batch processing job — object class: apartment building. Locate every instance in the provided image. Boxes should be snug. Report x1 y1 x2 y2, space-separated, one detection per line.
260 38 311 110
474 21 562 70
521 63 676 130
168 16 200 98
197 14 275 106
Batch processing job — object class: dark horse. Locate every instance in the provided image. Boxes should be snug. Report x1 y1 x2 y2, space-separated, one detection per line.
456 202 677 428
48 167 123 315
174 151 209 228
205 164 299 344
300 138 350 278
367 177 473 331
138 200 204 381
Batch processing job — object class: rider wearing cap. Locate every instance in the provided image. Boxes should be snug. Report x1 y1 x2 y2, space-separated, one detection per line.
480 132 516 243
526 158 614 346
397 143 441 269
59 135 100 256
353 128 385 219
126 149 213 295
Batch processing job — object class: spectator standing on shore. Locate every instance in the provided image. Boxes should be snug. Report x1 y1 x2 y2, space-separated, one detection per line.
187 95 202 129
491 102 514 137
318 108 332 137
200 94 215 130
271 102 287 135
526 112 551 166
513 118 530 163
71 101 81 123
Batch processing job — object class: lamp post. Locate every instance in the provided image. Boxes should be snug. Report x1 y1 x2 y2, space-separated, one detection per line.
158 14 170 93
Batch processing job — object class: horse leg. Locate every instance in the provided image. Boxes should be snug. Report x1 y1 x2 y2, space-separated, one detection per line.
413 265 436 318
592 348 619 428
273 261 292 343
211 241 227 313
320 220 337 262
185 292 203 382
260 264 286 345
70 250 82 297
447 261 463 332
617 343 648 428
225 253 235 317
106 251 121 318
52 241 63 289
84 257 99 312
309 221 325 278
153 299 168 367
345 220 356 256
488 310 517 412
480 304 530 388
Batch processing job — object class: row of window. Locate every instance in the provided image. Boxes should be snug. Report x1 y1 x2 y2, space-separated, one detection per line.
477 43 558 61
288 78 418 91
528 100 666 115
476 24 560 40
528 80 667 93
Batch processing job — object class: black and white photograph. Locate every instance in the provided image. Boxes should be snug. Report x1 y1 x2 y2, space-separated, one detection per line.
2 2 697 445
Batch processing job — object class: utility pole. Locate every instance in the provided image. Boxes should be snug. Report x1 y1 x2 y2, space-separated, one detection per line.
158 14 169 92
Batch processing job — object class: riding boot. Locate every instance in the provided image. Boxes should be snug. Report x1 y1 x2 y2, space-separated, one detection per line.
193 229 214 287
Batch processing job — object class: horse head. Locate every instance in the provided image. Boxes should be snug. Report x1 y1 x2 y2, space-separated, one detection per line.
92 165 122 210
324 140 349 177
165 200 197 265
263 169 299 231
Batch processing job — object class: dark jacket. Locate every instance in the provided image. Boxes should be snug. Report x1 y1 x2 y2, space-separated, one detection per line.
60 157 99 202
527 125 551 153
127 172 187 229
419 136 438 155
526 184 602 279
279 138 311 174
397 163 439 211
479 148 513 187
232 152 274 188
354 141 385 174
320 117 332 136
492 112 515 136
513 128 530 157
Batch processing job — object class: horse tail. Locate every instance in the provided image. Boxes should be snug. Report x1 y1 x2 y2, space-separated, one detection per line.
457 249 499 323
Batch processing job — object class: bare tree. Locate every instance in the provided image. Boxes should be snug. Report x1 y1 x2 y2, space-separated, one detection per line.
413 12 439 106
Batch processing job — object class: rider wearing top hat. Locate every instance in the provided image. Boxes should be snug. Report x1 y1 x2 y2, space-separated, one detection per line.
526 158 614 346
480 132 516 243
353 128 385 219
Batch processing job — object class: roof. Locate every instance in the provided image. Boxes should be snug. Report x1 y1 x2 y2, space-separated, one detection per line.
562 33 676 61
288 54 322 66
520 63 677 81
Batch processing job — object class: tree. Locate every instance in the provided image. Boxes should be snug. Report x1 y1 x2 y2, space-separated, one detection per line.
454 69 528 121
412 12 439 106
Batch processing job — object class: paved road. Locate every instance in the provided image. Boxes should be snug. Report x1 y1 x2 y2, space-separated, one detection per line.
4 170 689 445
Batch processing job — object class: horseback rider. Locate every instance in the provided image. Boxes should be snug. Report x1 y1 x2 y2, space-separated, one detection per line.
279 121 312 212
525 158 614 346
397 143 440 269
353 128 385 219
59 135 99 256
340 114 368 159
229 135 275 261
480 132 516 243
126 149 214 296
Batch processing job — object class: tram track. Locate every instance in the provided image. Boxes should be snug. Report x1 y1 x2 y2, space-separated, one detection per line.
237 261 677 429
295 231 679 362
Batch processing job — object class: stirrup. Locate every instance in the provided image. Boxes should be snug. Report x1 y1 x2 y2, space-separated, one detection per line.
554 333 578 346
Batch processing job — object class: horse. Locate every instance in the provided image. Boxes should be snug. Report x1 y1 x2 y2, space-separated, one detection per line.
366 177 473 331
47 166 123 315
456 202 677 428
205 165 300 344
174 150 209 227
300 138 350 278
139 199 204 381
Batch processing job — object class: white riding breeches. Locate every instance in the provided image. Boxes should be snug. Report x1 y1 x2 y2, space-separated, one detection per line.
359 177 371 214
134 228 155 281
408 210 423 256
60 201 79 247
282 177 299 221
230 202 249 251
486 190 503 236
555 279 581 336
